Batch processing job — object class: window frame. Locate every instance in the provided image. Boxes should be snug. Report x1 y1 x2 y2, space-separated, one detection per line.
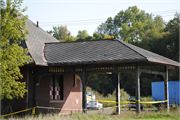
50 75 64 101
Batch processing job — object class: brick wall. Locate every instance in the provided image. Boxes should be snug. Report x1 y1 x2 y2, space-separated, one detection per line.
12 66 82 115
36 74 82 114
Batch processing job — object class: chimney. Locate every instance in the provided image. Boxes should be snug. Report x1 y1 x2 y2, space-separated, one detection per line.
37 21 39 27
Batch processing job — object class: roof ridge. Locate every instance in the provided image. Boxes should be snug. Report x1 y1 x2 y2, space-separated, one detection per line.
115 39 148 60
45 39 114 44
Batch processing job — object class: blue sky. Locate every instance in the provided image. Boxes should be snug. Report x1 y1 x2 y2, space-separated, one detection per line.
22 0 179 36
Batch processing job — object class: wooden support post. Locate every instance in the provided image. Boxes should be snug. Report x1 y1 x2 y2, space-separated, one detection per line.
82 71 87 113
34 77 38 108
164 66 169 112
33 68 37 108
135 64 141 114
116 72 120 115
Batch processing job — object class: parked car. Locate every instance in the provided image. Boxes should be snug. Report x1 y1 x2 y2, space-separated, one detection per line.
87 100 103 109
128 97 143 110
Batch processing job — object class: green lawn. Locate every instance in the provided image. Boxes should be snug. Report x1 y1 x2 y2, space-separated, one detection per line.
2 108 179 120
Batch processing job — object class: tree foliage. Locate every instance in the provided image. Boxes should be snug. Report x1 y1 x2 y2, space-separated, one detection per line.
52 25 71 41
93 33 105 40
96 6 165 44
76 30 89 41
163 13 179 62
1 0 32 100
86 74 115 96
77 30 89 39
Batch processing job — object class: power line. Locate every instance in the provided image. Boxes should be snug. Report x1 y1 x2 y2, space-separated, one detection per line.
41 11 179 25
41 23 101 27
40 21 103 26
153 9 179 14
161 14 178 17
156 11 179 15
40 21 104 25
40 14 177 26
40 18 107 24
40 14 176 26
39 9 179 26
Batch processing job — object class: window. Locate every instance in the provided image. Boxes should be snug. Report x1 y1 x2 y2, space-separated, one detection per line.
50 75 63 100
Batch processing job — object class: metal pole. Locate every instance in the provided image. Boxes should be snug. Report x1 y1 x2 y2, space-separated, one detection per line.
135 64 141 114
82 71 87 113
116 72 120 114
165 66 169 112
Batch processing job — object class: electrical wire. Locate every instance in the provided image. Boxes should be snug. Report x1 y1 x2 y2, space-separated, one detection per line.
40 22 103 26
39 9 179 26
40 18 107 24
153 9 179 14
40 21 104 25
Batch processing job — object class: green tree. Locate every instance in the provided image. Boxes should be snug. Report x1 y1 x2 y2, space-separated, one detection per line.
87 74 100 92
140 13 179 81
1 0 32 101
84 35 95 40
60 36 77 42
76 30 89 41
52 25 71 41
104 35 114 39
163 13 179 62
161 13 179 81
138 28 164 50
76 32 114 41
96 6 165 44
140 73 162 96
87 74 114 96
93 33 105 40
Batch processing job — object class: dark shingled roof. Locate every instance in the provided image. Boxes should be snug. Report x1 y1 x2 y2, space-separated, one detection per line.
24 19 59 65
44 39 180 66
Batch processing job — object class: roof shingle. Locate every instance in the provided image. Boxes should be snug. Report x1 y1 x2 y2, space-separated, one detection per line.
25 19 59 65
44 39 180 66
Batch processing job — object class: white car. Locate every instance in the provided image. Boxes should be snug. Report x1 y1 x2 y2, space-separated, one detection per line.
87 100 103 109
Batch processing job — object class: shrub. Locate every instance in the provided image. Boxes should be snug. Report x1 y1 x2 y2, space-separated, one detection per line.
86 87 130 108
141 96 155 108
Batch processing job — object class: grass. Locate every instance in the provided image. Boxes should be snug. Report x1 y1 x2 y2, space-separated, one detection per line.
111 107 180 120
141 96 156 108
3 107 179 120
4 101 178 120
2 113 112 120
136 113 179 119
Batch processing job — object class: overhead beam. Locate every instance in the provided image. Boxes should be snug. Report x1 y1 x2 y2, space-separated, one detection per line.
139 69 165 76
